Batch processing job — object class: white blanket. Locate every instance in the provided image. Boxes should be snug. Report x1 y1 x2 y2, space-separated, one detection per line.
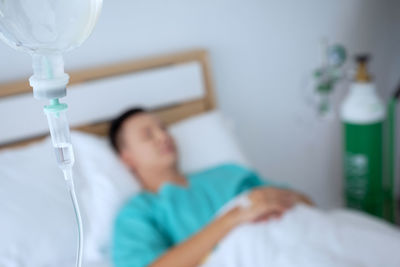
202 199 400 267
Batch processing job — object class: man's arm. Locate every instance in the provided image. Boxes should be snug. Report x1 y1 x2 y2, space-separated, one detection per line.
149 208 237 267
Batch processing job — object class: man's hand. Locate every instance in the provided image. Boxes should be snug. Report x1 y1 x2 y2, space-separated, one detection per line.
230 187 313 225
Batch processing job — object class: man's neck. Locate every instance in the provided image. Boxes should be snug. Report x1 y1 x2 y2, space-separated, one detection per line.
139 166 187 193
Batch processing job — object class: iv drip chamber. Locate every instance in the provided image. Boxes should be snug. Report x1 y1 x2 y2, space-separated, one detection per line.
44 99 75 170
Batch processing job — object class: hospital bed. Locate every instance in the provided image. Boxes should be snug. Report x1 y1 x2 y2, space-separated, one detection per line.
0 49 249 266
1 49 400 267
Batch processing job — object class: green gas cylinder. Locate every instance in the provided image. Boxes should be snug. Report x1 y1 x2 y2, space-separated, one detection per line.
340 55 386 218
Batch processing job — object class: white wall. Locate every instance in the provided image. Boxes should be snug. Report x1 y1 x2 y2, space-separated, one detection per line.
1 0 399 208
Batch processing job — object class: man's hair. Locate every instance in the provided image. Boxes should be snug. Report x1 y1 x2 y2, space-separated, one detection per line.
108 107 146 153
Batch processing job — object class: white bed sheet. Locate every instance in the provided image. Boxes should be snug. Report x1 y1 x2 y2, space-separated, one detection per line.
202 198 400 267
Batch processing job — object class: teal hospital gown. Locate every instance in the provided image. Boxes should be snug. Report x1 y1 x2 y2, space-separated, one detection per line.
112 163 273 267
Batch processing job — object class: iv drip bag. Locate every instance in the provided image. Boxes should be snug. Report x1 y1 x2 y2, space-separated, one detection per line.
0 0 103 99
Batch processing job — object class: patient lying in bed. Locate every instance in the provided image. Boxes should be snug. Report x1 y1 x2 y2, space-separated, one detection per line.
108 107 312 267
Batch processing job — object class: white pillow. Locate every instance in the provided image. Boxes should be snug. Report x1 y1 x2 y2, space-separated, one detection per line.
170 110 250 173
0 109 249 265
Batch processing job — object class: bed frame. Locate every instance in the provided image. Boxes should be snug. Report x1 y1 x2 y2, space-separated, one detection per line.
0 49 216 150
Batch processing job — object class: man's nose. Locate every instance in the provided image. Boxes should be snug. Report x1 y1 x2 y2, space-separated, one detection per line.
155 129 169 143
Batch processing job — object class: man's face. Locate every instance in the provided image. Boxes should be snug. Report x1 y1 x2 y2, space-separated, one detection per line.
119 113 178 172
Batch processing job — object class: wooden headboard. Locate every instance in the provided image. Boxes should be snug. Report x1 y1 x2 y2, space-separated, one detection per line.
0 49 216 150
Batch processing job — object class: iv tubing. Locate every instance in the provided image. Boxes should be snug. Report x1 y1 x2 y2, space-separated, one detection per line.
63 168 83 267
45 96 83 267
